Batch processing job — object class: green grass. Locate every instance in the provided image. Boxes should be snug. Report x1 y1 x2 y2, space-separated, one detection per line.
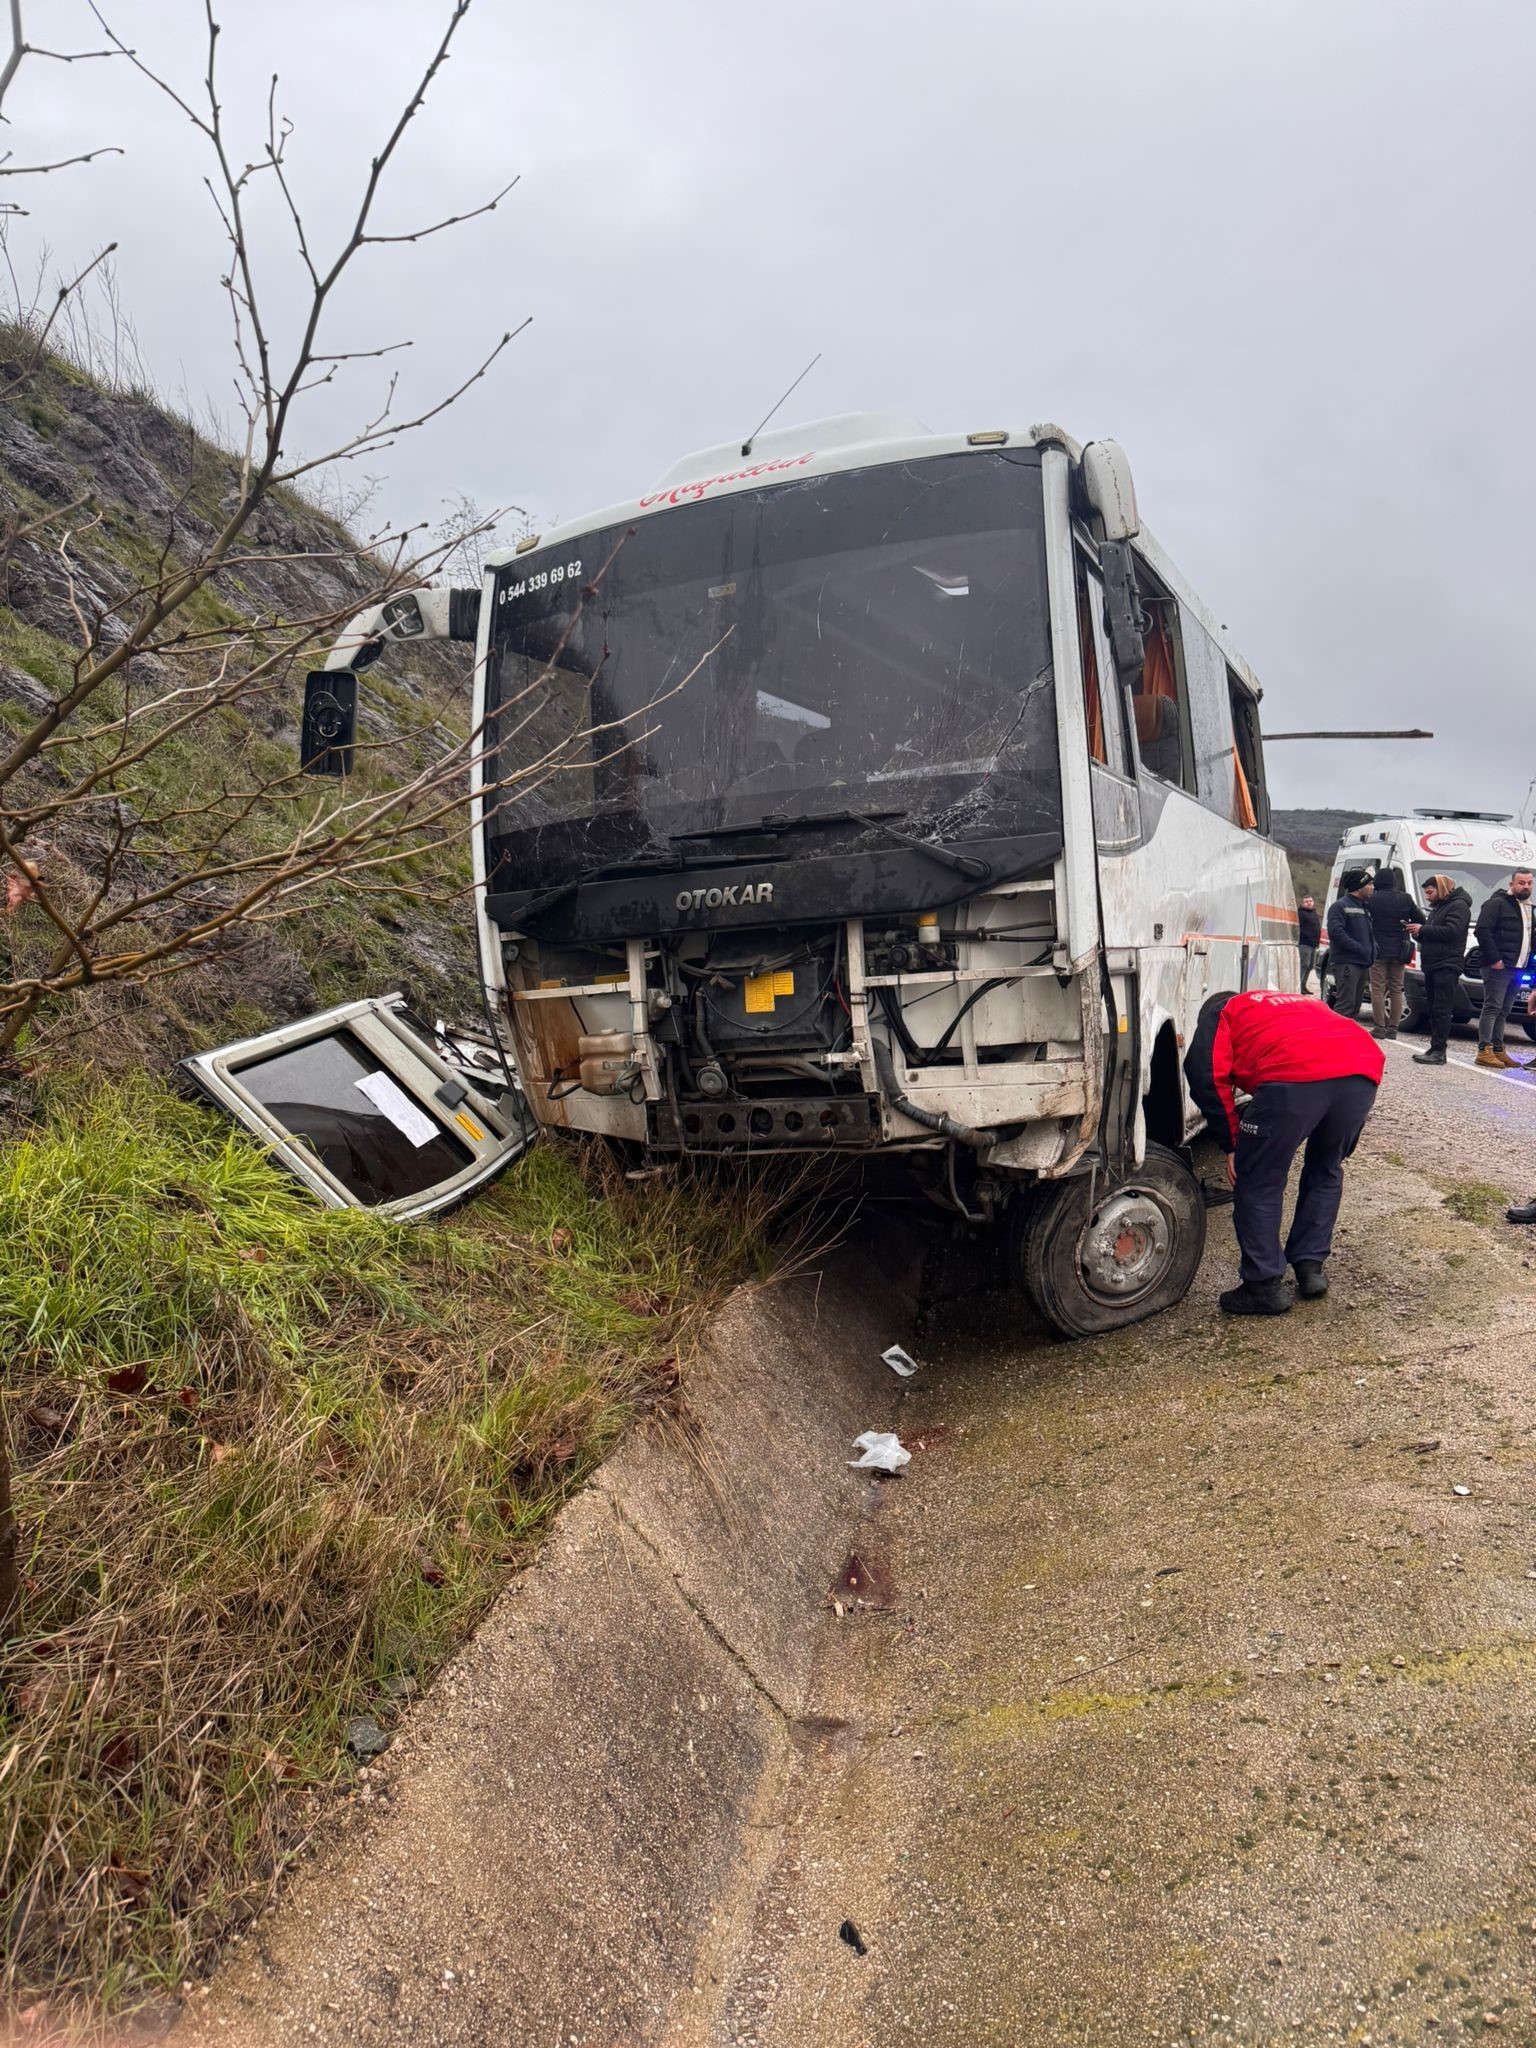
0 1076 775 2019
1440 1179 1509 1224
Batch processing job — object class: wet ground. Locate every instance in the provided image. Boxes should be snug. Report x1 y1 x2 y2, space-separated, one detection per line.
713 1027 1536 2048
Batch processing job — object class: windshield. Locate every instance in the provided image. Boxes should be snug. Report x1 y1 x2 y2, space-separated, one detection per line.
482 450 1057 896
1411 861 1517 925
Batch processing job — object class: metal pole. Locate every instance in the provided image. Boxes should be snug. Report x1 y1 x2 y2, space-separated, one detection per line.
1262 729 1434 741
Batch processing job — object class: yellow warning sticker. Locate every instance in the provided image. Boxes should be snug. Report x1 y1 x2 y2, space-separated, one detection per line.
453 1112 485 1142
744 968 795 1014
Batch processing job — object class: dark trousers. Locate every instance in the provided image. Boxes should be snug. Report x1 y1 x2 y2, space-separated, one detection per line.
1424 964 1458 1052
1233 1075 1378 1286
1298 944 1317 992
1331 960 1370 1015
1478 965 1519 1048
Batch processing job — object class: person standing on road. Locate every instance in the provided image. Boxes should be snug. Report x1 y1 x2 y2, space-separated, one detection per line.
1325 869 1376 1016
1411 874 1472 1067
1365 865 1425 1041
1297 895 1321 993
1184 988 1384 1317
1473 867 1535 1070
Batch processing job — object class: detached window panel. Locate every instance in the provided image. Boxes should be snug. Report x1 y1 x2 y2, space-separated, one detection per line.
182 995 527 1218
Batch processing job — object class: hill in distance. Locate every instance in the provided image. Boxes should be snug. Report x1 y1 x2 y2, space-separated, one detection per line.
1269 807 1370 902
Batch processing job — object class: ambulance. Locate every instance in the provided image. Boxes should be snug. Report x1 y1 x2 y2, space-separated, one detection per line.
1322 810 1536 1035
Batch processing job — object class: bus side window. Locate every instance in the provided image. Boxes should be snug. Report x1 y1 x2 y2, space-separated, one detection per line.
1074 553 1131 777
1228 668 1269 833
1129 596 1194 792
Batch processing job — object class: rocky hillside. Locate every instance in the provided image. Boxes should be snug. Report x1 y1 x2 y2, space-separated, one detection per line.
0 340 481 1076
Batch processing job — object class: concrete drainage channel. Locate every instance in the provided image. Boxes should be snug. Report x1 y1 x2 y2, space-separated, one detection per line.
175 1233 921 2048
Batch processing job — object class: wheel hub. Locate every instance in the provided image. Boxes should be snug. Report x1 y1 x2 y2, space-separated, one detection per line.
1078 1188 1175 1303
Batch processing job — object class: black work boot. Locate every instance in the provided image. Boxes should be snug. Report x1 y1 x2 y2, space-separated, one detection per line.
1507 1198 1536 1225
1293 1258 1329 1299
1413 1047 1447 1064
1219 1277 1294 1316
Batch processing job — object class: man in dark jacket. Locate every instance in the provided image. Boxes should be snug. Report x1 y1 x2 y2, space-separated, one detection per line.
1412 875 1472 1066
1325 869 1376 1017
1365 866 1425 1040
1473 868 1535 1069
1297 896 1322 992
1184 989 1384 1315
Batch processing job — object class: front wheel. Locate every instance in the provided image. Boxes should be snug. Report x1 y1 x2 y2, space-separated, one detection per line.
1015 1142 1207 1339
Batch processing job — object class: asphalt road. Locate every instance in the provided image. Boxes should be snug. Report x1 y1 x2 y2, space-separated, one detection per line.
715 1038 1536 2048
1372 1023 1536 1212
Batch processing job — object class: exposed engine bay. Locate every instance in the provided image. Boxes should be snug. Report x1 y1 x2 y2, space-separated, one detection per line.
504 880 1096 1187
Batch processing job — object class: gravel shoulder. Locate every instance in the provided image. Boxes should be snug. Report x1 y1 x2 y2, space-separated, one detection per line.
716 1048 1536 2048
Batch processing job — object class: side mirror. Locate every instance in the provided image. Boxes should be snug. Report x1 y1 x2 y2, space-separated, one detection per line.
301 670 357 777
380 591 426 639
1080 439 1141 542
1098 541 1148 689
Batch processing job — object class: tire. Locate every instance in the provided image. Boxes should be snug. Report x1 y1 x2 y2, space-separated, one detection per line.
1017 1142 1207 1340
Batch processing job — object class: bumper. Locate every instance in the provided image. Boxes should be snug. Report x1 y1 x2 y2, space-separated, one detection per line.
647 1094 882 1153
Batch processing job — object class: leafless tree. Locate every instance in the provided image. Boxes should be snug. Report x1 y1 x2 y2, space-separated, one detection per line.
0 1 531 1057
0 0 550 1635
435 491 530 585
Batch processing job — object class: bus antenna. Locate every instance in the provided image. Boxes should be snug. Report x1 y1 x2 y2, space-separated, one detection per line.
741 352 822 458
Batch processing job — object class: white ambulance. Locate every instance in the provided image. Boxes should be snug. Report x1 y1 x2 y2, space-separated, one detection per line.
1322 810 1536 1036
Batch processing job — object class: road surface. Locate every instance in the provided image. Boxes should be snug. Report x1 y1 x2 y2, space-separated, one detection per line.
716 1030 1536 2047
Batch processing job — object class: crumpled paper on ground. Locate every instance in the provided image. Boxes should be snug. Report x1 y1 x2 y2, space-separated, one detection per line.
849 1430 911 1473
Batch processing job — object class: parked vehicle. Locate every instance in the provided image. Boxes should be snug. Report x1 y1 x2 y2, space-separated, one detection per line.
1320 811 1536 1035
307 414 1296 1334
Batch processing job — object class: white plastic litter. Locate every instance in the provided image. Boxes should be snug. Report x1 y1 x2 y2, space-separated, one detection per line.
882 1345 920 1378
850 1430 911 1473
1452 1484 1472 1497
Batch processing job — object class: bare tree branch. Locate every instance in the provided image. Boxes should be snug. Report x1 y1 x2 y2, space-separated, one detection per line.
0 0 123 211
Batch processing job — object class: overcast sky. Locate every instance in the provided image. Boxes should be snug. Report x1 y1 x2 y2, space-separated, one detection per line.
11 0 1536 818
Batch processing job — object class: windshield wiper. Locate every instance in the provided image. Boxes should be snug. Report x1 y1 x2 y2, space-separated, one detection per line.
674 808 991 882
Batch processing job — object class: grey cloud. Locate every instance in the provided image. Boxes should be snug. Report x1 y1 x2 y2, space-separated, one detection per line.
12 0 1536 819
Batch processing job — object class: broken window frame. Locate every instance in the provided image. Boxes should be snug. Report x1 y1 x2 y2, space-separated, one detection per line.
181 994 530 1218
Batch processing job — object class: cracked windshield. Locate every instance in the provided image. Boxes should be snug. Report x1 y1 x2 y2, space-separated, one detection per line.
485 449 1058 892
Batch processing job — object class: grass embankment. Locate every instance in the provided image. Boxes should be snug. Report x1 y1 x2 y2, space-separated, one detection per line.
0 1079 773 2020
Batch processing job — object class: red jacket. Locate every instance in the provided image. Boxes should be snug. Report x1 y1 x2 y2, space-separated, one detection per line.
1183 990 1384 1151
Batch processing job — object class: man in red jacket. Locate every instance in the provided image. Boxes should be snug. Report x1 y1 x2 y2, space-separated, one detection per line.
1183 988 1384 1316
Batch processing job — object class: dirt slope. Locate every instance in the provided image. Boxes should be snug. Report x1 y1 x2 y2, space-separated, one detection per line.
0 347 480 1070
